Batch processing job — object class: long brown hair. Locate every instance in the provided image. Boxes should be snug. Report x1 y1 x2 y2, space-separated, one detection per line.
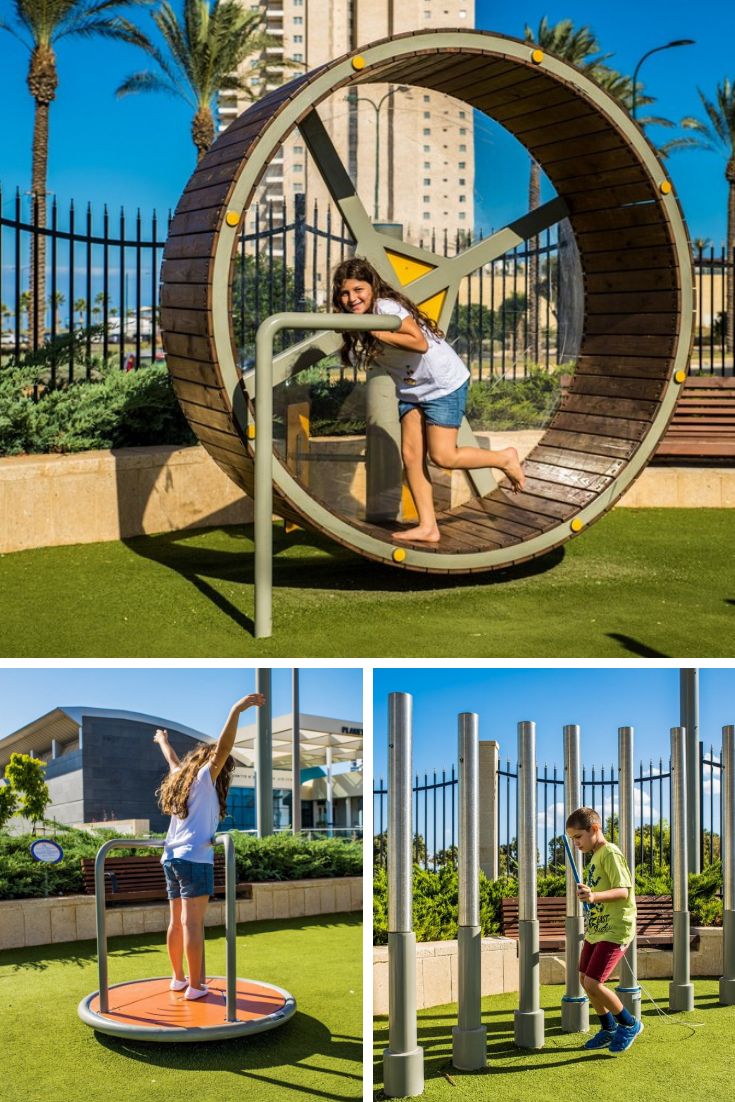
157 743 235 820
331 257 444 369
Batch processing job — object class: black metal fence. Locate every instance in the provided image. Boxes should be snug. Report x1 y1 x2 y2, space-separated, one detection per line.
2 188 733 381
373 745 724 875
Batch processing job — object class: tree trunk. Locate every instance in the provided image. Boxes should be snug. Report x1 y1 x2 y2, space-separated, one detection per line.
193 106 215 161
726 161 734 356
28 44 58 351
528 158 540 364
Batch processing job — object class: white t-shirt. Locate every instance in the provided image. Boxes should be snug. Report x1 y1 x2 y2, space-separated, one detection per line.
373 298 470 402
161 762 220 865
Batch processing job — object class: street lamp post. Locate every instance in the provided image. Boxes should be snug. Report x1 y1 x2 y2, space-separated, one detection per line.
631 39 695 118
347 86 410 220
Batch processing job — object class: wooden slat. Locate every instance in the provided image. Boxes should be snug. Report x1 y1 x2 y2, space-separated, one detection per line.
581 334 675 356
571 203 669 234
542 428 639 459
576 224 672 252
530 445 627 478
575 355 672 379
582 247 678 273
484 83 575 125
560 392 658 421
523 460 614 493
585 290 678 313
160 306 210 337
584 313 678 336
567 374 665 401
161 257 215 285
550 410 649 441
163 331 217 363
160 283 211 311
566 181 658 212
584 269 677 293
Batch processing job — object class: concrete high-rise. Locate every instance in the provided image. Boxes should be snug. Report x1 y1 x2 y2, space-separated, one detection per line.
219 2 476 298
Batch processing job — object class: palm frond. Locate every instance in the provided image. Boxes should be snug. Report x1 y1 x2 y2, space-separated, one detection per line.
115 70 183 102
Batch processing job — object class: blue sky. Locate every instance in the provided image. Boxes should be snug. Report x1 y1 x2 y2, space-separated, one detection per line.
0 666 363 742
372 667 735 781
0 1 730 242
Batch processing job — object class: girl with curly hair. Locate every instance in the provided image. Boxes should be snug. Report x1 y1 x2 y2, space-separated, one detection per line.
332 257 525 543
154 692 264 1000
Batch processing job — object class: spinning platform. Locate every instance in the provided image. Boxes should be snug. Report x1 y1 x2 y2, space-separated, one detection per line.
78 975 296 1042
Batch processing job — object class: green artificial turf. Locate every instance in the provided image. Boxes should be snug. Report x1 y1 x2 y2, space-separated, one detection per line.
0 509 733 656
373 980 734 1101
1 914 360 1102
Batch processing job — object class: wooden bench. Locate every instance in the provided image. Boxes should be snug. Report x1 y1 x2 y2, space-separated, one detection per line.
655 376 735 462
81 854 253 904
500 896 699 951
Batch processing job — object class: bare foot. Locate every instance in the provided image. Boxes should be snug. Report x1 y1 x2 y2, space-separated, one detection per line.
392 524 441 543
499 447 525 493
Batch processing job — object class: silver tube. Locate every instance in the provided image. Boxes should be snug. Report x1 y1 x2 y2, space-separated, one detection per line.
292 669 301 834
720 725 735 1005
669 726 694 1011
256 669 273 837
254 312 400 638
458 713 479 928
515 721 544 1049
517 722 537 922
723 726 735 912
216 832 237 1022
563 725 583 920
384 692 424 1097
388 693 413 933
671 726 688 911
561 724 589 1033
453 713 486 1070
680 669 701 874
616 726 641 1018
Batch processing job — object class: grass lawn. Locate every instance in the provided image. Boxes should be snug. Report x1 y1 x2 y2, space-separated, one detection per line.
1 914 360 1102
373 980 733 1101
0 509 733 656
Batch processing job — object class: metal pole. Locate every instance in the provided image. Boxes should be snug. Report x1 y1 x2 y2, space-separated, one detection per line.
292 669 301 834
680 669 701 873
720 725 735 1005
561 724 589 1032
616 726 641 1019
452 713 487 1070
326 745 334 838
669 726 695 1011
216 831 238 1022
254 312 400 638
479 740 500 880
256 669 273 837
514 721 544 1049
383 693 424 1098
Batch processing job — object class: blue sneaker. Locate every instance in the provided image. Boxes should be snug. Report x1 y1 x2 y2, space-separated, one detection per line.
609 1018 644 1054
583 1028 616 1050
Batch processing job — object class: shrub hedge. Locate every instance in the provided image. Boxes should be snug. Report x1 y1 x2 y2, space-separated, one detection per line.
0 826 362 900
372 862 724 945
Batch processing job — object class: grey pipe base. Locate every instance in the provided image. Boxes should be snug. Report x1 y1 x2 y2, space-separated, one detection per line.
668 980 694 1012
451 1025 487 1071
383 1049 425 1099
383 932 424 1099
452 926 486 1070
721 910 735 1005
513 1008 545 1050
615 985 642 1019
561 996 589 1033
514 919 544 1049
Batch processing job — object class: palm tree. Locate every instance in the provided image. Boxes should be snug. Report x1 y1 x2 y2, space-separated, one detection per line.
116 0 282 161
661 80 735 352
0 2 152 349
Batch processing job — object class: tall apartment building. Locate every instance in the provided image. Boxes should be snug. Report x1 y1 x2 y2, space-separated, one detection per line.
219 1 476 299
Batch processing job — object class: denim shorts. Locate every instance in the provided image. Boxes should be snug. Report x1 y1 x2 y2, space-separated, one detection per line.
398 380 468 429
162 858 214 900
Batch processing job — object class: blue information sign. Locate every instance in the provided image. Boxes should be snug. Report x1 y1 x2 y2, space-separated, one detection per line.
30 839 64 864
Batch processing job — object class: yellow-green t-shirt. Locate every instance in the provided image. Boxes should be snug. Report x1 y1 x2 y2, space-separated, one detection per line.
584 841 636 946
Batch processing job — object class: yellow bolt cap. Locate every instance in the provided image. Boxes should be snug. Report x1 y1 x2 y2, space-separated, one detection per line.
392 547 407 563
225 210 240 227
531 48 544 64
247 424 256 440
570 518 584 533
659 180 672 195
352 55 366 70
674 369 687 384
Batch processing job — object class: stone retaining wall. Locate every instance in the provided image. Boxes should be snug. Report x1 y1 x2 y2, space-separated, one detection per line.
373 928 723 1015
2 441 734 554
0 877 362 951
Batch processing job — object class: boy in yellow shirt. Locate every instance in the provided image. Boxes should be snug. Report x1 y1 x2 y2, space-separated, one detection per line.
566 807 641 1054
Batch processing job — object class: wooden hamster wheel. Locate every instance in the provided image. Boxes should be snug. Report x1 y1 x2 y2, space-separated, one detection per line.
160 29 693 574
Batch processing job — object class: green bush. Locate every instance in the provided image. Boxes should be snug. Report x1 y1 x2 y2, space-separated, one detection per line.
465 366 565 431
0 826 361 900
372 861 724 945
0 353 195 457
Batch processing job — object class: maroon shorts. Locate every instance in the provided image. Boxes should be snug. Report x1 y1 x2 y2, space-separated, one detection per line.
578 939 628 983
